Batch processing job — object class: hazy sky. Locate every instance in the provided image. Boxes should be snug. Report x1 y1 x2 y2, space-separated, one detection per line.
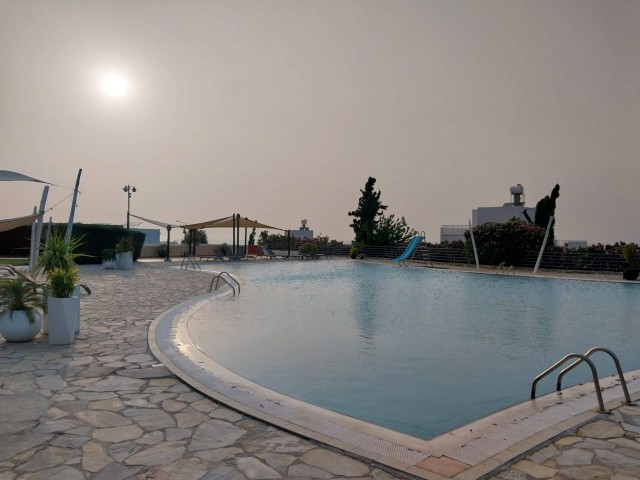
1 1 638 244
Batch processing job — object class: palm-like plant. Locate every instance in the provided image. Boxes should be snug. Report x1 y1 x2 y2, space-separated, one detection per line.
36 229 84 275
0 275 46 324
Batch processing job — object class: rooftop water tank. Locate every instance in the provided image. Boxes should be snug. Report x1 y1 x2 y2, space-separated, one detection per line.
510 184 525 206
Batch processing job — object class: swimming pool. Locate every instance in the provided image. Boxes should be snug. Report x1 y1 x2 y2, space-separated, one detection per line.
187 260 640 439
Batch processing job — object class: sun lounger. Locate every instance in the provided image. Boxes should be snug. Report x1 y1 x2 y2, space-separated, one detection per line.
198 249 226 262
265 247 285 260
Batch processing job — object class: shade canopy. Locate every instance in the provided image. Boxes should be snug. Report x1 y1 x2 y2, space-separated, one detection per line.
182 215 283 231
0 213 39 233
0 170 49 184
129 213 178 229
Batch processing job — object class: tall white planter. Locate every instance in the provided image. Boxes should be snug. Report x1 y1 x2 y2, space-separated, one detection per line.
73 285 81 334
116 251 134 270
43 286 81 335
48 297 78 345
0 310 42 342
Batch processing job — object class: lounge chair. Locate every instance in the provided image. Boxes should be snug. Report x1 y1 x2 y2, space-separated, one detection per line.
198 249 226 262
0 265 19 278
227 246 255 261
265 247 285 260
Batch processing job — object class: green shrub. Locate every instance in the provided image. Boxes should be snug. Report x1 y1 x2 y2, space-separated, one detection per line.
622 243 640 269
349 241 365 259
464 219 545 266
300 243 318 256
155 244 168 258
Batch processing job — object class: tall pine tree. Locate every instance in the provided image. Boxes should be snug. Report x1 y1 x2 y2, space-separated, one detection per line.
533 184 560 243
348 177 387 244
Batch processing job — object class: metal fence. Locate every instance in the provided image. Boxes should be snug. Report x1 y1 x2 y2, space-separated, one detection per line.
357 244 627 273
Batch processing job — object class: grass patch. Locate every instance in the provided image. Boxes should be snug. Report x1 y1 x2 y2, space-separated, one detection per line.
0 258 29 266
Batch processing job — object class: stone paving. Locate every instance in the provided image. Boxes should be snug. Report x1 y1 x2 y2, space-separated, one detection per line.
490 408 640 480
0 263 639 480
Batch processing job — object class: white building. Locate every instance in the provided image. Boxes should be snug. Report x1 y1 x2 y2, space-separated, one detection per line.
440 184 536 243
472 184 535 226
289 219 314 239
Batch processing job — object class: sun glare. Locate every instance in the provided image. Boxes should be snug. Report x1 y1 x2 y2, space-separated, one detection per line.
100 72 130 99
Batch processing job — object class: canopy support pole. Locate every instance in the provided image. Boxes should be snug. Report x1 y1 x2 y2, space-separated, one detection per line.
29 185 49 273
65 168 82 242
534 215 554 275
165 225 172 261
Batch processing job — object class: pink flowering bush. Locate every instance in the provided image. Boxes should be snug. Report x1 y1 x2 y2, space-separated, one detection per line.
464 219 545 266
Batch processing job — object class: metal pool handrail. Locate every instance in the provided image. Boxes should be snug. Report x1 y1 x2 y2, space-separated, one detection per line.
180 256 201 270
209 272 240 295
496 262 514 274
557 347 635 405
531 353 608 413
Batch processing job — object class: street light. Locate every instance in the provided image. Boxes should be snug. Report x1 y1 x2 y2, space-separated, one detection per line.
123 185 137 229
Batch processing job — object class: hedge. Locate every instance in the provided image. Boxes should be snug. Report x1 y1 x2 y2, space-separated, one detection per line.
0 224 145 264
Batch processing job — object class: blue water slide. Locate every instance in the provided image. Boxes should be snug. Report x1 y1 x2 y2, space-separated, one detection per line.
392 235 425 262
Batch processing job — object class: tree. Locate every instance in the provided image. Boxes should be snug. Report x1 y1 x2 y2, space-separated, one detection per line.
533 184 560 243
371 214 417 246
348 177 387 244
248 228 256 246
181 229 208 245
257 230 270 246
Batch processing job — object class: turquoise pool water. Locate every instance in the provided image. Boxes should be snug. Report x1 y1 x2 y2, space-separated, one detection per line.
189 260 640 439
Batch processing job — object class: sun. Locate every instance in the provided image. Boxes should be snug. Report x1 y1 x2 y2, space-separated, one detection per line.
99 72 130 99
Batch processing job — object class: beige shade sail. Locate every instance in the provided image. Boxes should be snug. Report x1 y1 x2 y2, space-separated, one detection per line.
181 215 283 231
0 170 49 184
0 213 39 233
129 213 179 229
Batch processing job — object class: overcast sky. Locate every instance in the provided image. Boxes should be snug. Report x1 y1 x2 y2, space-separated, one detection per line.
1 1 638 244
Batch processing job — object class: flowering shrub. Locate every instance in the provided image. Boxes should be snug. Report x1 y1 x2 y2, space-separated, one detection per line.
464 218 545 266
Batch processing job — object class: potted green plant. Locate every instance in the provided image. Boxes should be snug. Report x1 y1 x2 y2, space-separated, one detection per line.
622 243 640 281
155 243 168 259
116 236 134 270
36 229 87 337
47 267 79 345
0 275 45 342
101 248 117 269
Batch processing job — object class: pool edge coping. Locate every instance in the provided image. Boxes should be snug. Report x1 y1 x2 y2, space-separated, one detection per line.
148 290 640 480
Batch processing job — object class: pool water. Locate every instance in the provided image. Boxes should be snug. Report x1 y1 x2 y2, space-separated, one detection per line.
188 260 640 439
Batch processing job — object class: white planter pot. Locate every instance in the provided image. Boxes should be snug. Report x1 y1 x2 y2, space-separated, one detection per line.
42 286 51 335
103 259 117 269
43 286 81 335
0 310 42 342
73 285 81 334
116 251 134 270
47 297 78 345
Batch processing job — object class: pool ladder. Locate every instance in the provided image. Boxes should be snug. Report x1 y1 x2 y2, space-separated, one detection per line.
180 256 201 270
354 253 367 260
496 262 514 274
209 272 240 295
531 347 636 413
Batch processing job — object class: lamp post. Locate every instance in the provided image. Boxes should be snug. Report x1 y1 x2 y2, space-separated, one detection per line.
123 185 136 229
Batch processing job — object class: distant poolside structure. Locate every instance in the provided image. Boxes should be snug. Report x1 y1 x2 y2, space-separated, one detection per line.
289 219 313 239
440 184 536 243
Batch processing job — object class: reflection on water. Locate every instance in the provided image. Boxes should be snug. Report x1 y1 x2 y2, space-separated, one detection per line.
190 261 640 439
